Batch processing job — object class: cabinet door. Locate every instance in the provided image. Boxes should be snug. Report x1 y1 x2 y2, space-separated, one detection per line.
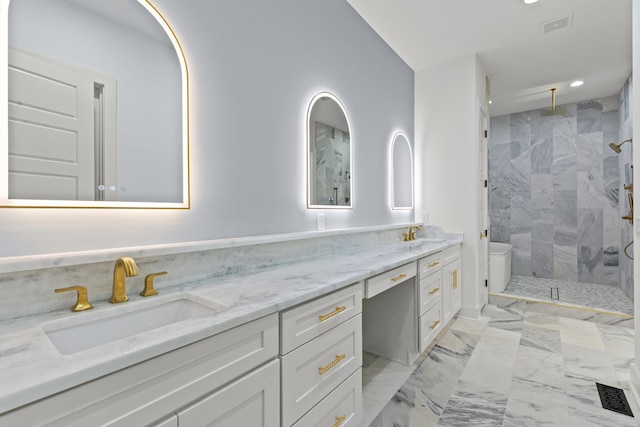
177 359 279 427
442 259 461 324
449 259 462 315
441 264 452 325
281 314 362 427
418 271 442 316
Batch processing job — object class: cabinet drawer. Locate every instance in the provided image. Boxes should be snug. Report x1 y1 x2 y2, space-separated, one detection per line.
291 368 362 427
418 252 442 279
281 283 362 354
418 272 442 316
365 262 416 299
441 245 460 265
177 359 280 427
281 314 362 427
419 304 442 353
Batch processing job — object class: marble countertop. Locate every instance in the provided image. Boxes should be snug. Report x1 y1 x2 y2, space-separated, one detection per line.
0 235 462 414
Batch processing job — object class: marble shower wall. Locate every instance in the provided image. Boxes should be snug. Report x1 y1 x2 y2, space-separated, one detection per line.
490 95 622 287
618 76 633 300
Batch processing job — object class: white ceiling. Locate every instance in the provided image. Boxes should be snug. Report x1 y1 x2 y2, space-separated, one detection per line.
346 0 632 116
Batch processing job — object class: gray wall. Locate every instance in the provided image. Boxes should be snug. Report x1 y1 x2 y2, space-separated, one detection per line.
490 95 623 287
0 0 415 257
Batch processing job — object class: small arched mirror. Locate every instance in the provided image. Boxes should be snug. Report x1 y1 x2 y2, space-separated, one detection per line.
391 131 413 210
307 92 352 209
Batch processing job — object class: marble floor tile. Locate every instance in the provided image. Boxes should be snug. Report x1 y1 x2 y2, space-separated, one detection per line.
502 275 634 315
368 328 481 426
559 317 607 351
436 380 508 426
457 326 521 395
520 324 562 352
366 302 637 426
502 376 569 427
564 373 637 427
524 309 561 331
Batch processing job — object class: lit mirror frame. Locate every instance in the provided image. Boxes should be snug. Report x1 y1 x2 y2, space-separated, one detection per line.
0 0 190 208
390 131 414 210
306 92 353 209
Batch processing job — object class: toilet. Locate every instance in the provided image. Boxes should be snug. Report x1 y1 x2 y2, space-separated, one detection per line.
489 242 512 293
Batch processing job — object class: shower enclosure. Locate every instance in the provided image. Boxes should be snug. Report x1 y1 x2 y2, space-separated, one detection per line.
488 79 634 315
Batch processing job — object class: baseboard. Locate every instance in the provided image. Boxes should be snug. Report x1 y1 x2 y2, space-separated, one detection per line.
458 303 483 320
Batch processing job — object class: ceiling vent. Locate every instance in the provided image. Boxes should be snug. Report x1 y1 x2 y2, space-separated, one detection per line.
541 14 573 34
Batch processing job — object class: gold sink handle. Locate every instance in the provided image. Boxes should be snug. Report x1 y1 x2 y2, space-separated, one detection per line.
55 286 94 312
140 271 168 297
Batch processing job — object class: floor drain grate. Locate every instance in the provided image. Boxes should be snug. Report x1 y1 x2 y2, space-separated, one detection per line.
596 383 634 417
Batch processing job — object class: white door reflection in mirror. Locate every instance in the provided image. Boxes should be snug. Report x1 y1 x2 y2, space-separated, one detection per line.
307 92 352 209
391 131 413 210
2 0 189 208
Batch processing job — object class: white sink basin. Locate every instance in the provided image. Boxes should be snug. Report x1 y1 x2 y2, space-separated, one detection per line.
43 297 224 355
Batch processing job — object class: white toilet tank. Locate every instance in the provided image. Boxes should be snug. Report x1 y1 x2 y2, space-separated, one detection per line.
489 242 512 293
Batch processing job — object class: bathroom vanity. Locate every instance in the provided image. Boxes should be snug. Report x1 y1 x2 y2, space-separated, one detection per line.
0 226 462 426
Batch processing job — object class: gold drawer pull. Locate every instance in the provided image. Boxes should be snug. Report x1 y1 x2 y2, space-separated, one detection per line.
333 415 347 427
319 306 347 322
428 287 440 295
428 261 440 268
430 320 440 330
452 270 458 289
319 354 346 375
391 273 407 282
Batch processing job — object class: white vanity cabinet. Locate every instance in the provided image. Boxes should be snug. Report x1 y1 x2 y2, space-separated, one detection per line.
1 314 279 427
280 283 363 427
417 253 443 352
441 246 462 325
417 245 461 352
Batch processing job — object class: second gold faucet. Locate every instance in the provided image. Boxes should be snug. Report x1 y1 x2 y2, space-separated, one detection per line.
403 225 423 241
110 257 139 303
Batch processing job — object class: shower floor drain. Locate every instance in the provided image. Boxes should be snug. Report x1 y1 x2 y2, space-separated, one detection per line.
596 383 634 417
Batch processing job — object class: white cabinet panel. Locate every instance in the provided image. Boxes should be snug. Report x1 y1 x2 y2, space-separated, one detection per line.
419 303 442 353
442 259 461 324
280 283 362 354
449 259 462 316
177 359 280 427
281 314 362 426
418 271 442 316
1 314 278 427
291 368 362 427
417 252 442 279
365 262 416 298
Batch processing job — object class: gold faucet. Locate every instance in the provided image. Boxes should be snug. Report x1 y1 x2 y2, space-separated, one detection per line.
110 257 139 303
403 225 423 241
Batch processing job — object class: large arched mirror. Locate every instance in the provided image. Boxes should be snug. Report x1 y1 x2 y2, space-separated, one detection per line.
391 131 413 210
1 0 189 208
307 92 352 209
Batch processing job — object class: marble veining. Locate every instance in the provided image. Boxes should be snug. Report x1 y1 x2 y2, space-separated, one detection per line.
369 302 637 426
500 275 634 315
490 95 624 289
0 227 462 414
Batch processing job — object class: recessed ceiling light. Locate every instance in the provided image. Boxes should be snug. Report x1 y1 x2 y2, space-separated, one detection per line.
523 0 539 4
570 80 584 87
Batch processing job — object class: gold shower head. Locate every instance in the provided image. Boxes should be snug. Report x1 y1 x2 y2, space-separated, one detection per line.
541 88 566 117
609 139 632 153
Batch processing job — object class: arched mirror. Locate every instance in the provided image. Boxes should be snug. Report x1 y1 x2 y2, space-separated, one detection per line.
391 131 413 210
1 0 189 208
307 92 352 209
